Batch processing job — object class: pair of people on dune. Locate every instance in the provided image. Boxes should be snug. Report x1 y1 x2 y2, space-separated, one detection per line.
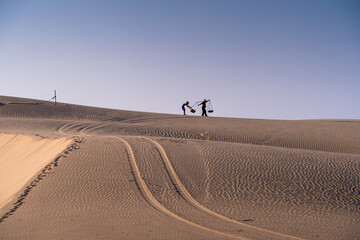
182 99 210 116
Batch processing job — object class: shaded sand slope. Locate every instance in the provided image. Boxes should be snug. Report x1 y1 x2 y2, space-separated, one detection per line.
0 95 359 240
0 134 72 209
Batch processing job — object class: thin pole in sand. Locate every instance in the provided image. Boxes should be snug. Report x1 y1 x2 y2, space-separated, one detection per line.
54 90 57 106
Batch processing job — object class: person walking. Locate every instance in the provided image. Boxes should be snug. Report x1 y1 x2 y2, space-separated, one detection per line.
182 101 191 115
199 99 209 116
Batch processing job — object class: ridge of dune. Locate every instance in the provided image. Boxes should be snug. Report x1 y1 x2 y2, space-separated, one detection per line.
0 134 72 209
1 95 359 155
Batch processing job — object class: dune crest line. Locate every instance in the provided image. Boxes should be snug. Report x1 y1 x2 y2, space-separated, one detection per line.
0 135 82 223
141 136 304 240
116 137 247 240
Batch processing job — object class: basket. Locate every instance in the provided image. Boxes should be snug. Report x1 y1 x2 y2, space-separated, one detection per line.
190 109 196 113
208 110 214 113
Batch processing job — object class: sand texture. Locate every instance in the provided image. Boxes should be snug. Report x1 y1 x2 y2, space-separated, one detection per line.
0 95 359 240
0 134 72 209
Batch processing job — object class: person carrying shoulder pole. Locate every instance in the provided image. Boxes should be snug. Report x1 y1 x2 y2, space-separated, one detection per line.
182 101 191 115
199 99 209 117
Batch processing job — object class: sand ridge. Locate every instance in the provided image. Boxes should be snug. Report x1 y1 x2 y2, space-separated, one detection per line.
0 134 73 209
0 135 82 223
1 96 359 155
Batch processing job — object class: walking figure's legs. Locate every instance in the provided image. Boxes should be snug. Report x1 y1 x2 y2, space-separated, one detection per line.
202 108 207 116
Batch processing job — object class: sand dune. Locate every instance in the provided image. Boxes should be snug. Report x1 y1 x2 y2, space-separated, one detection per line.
0 134 72 209
0 95 359 240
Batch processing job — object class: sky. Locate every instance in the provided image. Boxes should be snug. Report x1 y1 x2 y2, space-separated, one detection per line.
0 0 359 120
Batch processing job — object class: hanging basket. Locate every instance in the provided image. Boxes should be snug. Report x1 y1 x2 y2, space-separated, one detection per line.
207 100 214 113
190 109 196 113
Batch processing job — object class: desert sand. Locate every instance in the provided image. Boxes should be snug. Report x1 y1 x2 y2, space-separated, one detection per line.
0 134 72 209
0 95 359 240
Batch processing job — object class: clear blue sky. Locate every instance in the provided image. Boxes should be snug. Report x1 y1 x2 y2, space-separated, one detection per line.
0 0 359 119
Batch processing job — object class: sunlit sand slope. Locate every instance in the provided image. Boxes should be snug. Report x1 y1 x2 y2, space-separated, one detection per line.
0 134 72 209
0 96 359 240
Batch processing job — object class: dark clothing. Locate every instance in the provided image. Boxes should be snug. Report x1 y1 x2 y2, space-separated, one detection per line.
199 100 209 117
201 107 207 116
182 102 190 115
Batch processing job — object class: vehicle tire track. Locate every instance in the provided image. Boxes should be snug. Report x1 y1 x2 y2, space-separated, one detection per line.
82 123 113 135
56 122 85 135
57 121 114 136
57 122 306 240
115 136 247 240
141 136 304 240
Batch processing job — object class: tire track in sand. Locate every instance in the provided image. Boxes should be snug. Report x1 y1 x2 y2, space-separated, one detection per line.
58 119 304 240
57 121 114 136
56 122 83 135
57 120 304 239
116 137 247 240
141 136 304 240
